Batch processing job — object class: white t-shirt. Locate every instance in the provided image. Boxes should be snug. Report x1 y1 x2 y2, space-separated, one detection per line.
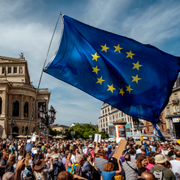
170 159 180 180
162 150 169 156
136 149 142 154
71 154 76 163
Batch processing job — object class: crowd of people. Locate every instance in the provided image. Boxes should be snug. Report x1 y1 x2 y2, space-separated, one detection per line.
0 137 180 180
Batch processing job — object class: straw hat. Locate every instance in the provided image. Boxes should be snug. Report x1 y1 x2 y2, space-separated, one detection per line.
155 154 167 164
34 159 45 171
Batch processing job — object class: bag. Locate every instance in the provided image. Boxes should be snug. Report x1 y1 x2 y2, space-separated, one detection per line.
90 166 100 180
87 149 92 156
114 175 123 180
126 162 138 173
151 167 166 180
68 163 79 174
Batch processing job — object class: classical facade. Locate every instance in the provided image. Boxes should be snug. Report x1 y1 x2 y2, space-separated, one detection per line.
0 55 50 138
98 103 144 134
51 124 69 133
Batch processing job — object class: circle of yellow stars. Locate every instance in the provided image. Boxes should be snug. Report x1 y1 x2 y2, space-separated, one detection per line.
91 43 143 95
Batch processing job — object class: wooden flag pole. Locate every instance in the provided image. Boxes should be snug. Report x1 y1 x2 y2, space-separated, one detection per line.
23 12 62 156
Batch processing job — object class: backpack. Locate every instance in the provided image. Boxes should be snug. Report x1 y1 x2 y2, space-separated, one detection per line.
151 167 167 180
68 163 79 174
5 163 14 173
90 166 101 180
87 149 92 156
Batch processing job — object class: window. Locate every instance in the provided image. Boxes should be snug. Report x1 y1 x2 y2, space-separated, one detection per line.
2 67 5 74
24 101 28 117
121 112 123 117
0 98 2 114
13 100 19 116
8 67 11 73
106 118 107 122
106 123 108 126
174 93 178 100
167 107 170 115
177 106 180 113
13 67 17 73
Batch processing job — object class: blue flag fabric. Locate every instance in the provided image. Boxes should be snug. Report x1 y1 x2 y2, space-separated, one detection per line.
144 142 149 155
45 15 180 124
153 123 166 140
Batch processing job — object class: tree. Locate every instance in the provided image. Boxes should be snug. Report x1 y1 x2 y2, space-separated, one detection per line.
65 123 108 139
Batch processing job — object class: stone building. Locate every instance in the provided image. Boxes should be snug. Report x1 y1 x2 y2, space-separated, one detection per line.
0 55 50 138
98 103 144 134
51 124 69 133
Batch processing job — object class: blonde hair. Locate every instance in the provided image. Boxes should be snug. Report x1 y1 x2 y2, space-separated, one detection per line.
25 152 31 166
104 162 114 172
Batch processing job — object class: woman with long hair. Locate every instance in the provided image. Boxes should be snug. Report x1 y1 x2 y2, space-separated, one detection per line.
5 154 16 173
0 153 9 178
137 155 148 177
82 154 92 180
65 151 72 171
146 156 156 171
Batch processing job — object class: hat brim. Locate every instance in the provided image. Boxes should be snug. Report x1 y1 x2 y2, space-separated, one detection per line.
34 159 45 171
155 158 167 164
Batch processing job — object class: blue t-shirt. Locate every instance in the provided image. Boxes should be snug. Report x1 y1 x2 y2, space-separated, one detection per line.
101 171 116 180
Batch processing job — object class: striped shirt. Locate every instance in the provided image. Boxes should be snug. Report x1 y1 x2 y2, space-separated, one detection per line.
94 157 108 172
122 161 138 180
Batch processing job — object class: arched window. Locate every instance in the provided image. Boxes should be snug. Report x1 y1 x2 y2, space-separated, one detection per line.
13 100 19 116
0 97 2 114
24 101 28 117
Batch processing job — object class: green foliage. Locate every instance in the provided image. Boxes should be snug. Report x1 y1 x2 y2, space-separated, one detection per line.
64 124 108 139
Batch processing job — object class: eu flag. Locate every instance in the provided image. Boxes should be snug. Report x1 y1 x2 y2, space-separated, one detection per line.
45 15 180 124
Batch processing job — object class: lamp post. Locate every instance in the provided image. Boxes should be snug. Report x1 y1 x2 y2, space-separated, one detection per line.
39 105 56 143
8 118 15 140
37 120 46 141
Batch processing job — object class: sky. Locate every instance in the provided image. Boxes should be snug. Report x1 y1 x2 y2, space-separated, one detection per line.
0 0 180 126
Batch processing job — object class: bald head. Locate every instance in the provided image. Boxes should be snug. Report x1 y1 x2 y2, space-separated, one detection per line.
141 172 155 180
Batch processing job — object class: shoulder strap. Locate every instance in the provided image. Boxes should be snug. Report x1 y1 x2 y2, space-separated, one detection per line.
126 162 138 173
162 167 167 171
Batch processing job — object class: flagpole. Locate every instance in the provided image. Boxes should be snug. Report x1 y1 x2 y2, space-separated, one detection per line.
23 12 62 156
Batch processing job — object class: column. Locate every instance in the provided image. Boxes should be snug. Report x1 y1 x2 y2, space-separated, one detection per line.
20 95 24 119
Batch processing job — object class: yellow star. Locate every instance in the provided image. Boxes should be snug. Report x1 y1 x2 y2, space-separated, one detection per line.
126 85 133 93
96 76 105 85
126 50 135 59
101 44 109 53
114 44 123 53
132 74 141 84
92 52 100 61
92 66 100 74
132 61 142 71
119 88 125 96
107 84 116 93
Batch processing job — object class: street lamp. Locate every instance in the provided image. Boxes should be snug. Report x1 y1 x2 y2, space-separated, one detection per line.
37 120 46 141
8 118 15 140
39 105 56 143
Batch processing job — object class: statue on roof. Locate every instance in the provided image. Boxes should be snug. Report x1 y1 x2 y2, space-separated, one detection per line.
19 53 24 59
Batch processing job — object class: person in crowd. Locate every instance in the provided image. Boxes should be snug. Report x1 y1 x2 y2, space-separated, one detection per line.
141 171 156 180
4 154 16 173
18 149 24 161
170 151 180 179
0 153 9 178
82 154 92 180
122 153 138 180
73 154 84 176
57 171 87 180
86 144 95 162
150 154 175 180
135 146 149 163
33 157 53 180
137 155 148 177
50 154 65 180
65 151 72 171
101 161 122 180
106 146 113 159
162 145 169 156
32 148 42 163
146 156 156 171
94 149 108 173
2 172 14 180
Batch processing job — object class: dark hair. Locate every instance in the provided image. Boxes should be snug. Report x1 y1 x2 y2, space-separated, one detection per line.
147 156 155 164
125 154 131 161
175 151 180 158
24 174 35 180
57 171 74 180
